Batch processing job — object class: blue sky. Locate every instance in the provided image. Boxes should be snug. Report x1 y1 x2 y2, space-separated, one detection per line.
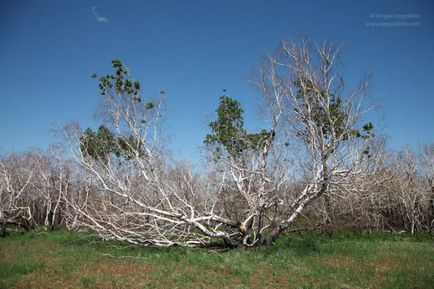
0 0 433 164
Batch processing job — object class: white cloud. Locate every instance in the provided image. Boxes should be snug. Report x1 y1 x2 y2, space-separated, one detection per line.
92 6 108 23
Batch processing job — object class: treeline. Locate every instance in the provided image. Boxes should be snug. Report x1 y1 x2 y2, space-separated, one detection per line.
1 143 433 238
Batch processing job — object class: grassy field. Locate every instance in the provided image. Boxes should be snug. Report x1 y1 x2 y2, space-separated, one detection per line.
0 229 433 289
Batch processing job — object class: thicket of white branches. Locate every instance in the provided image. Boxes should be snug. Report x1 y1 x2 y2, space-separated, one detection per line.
1 39 433 245
0 147 71 236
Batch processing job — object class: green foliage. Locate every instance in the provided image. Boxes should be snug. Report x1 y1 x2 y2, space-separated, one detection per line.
92 59 151 100
204 95 246 158
79 125 143 161
294 77 374 142
145 101 154 110
204 94 271 159
79 125 117 161
248 129 272 150
117 135 144 160
81 59 155 162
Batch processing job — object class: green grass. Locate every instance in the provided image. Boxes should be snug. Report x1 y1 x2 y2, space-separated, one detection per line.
0 229 433 288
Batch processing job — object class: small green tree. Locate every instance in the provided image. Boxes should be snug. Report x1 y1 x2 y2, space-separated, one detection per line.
204 93 271 160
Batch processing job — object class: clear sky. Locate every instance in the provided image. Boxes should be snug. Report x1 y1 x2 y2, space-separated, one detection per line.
1 0 433 164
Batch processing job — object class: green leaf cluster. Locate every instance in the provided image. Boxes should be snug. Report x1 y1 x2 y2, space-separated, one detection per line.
80 125 143 161
294 78 374 141
204 95 271 159
92 60 146 105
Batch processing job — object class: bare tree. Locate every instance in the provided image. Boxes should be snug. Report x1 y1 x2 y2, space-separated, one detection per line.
30 147 71 228
61 38 385 247
0 149 71 236
0 153 35 235
391 147 428 233
418 144 434 231
250 38 381 243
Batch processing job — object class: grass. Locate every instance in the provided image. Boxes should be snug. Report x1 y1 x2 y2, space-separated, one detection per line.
0 229 433 288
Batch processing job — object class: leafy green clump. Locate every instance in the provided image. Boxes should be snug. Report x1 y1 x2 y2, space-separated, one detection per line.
204 94 272 160
80 125 144 161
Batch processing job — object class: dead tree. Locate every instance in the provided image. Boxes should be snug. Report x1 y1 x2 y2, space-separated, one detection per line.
0 154 35 233
63 39 382 247
0 150 71 235
420 144 434 232
251 38 381 243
